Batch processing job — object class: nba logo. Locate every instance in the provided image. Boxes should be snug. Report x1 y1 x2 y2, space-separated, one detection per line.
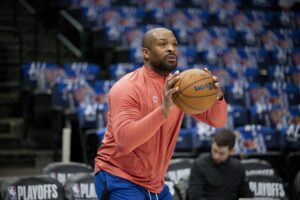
7 186 17 200
72 183 81 198
152 96 158 103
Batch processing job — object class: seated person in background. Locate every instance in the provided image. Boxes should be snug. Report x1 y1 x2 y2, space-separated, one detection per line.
188 129 253 200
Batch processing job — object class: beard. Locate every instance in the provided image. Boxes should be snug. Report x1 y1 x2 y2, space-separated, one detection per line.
150 56 177 74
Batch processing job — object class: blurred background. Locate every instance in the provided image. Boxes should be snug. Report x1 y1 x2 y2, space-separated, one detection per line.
0 0 299 199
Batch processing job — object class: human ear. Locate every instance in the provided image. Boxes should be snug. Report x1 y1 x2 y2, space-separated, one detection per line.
142 48 150 60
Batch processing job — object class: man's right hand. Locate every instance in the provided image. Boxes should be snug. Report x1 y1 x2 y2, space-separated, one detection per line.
161 71 180 117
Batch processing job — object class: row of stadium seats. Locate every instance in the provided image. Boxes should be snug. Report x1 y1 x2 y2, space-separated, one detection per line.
1 155 300 200
72 0 300 28
0 162 95 200
21 62 300 155
166 155 300 200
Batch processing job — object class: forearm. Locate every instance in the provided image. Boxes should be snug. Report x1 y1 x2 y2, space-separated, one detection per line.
192 98 227 128
113 106 167 154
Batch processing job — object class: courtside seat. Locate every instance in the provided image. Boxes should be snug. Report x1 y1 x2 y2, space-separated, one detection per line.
166 158 194 200
164 177 182 200
43 162 92 186
65 173 97 200
0 175 64 200
241 158 277 177
247 174 288 200
294 170 300 200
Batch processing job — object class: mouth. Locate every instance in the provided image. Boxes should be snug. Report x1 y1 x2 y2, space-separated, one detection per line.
166 54 177 62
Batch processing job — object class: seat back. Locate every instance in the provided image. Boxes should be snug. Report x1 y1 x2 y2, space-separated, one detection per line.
166 158 193 200
1 175 64 200
294 170 300 200
164 177 183 200
247 174 288 200
241 159 276 177
43 162 92 186
65 173 97 200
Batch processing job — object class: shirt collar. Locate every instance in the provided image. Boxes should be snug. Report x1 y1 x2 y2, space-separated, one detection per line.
142 65 168 83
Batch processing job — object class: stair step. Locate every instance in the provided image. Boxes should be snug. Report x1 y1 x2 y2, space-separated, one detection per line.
0 133 23 149
0 81 20 89
0 69 20 81
0 92 20 102
0 148 57 169
0 105 21 118
0 167 42 177
0 118 23 134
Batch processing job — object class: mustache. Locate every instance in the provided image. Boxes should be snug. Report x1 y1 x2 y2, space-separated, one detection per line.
165 53 177 58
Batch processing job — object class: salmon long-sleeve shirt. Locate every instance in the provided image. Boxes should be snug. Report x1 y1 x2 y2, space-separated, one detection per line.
94 66 227 193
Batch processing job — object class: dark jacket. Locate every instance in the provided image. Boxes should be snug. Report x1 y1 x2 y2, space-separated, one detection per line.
188 154 253 200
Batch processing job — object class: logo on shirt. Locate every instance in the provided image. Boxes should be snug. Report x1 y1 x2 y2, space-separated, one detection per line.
152 96 158 103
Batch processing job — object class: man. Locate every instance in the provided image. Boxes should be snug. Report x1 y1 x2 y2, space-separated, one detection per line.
188 129 254 200
94 27 227 200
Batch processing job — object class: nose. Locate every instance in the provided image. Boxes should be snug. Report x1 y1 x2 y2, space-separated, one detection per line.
167 43 176 53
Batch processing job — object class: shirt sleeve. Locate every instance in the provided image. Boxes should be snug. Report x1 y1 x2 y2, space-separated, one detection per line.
109 80 167 155
187 161 208 200
192 98 228 128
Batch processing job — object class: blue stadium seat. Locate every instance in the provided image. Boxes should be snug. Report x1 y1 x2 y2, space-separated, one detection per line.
63 62 101 84
22 62 61 91
225 83 248 107
108 63 138 80
175 128 193 151
228 104 249 128
235 125 279 153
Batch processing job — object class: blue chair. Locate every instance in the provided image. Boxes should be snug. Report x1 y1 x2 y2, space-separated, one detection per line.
244 67 259 82
225 80 248 107
108 63 138 80
93 80 115 96
228 104 249 128
267 65 288 82
282 124 300 151
22 62 60 90
63 62 100 84
292 30 300 47
236 125 279 152
287 66 300 85
175 128 193 151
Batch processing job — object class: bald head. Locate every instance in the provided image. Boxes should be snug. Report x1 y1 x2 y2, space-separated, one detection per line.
142 27 173 48
141 27 178 75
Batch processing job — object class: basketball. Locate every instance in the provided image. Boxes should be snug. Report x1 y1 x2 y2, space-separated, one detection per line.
173 68 219 114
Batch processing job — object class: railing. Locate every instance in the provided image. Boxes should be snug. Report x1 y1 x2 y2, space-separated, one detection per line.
56 10 86 64
17 0 38 61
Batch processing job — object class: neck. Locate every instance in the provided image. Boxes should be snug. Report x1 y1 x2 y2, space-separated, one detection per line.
144 62 170 76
